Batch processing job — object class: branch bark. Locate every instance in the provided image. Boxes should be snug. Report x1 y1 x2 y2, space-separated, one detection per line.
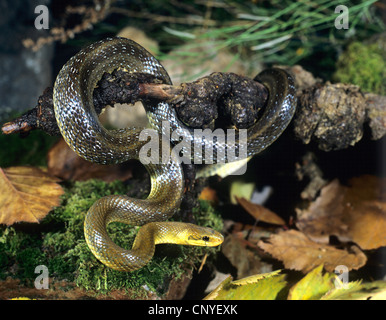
1 70 267 135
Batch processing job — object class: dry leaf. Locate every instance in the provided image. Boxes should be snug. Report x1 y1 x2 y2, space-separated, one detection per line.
230 222 275 246
258 229 367 273
296 175 386 250
47 138 133 182
0 166 64 225
198 186 218 203
236 196 285 225
222 234 272 279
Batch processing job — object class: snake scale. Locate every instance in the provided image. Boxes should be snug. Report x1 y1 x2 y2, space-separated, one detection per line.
53 37 296 272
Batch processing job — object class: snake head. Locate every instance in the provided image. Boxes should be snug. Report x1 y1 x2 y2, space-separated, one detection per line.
185 224 224 247
152 222 224 247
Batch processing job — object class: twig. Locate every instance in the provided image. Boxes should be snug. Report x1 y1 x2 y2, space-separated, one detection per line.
23 0 111 52
109 7 218 26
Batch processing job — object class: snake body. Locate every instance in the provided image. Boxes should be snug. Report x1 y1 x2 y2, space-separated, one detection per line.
53 37 296 272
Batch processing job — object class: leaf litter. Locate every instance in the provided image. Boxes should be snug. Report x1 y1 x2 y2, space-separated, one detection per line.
296 175 386 250
0 166 64 225
1 137 385 299
215 174 386 299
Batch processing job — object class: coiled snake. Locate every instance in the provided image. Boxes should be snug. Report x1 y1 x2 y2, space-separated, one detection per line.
53 37 296 272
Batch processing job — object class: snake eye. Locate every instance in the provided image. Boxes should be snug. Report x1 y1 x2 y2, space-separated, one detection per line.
202 236 210 242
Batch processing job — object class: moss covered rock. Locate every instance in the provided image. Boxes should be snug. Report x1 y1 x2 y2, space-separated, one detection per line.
333 40 386 95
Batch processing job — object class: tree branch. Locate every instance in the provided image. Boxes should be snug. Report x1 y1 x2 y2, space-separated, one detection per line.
2 65 385 152
1 70 268 136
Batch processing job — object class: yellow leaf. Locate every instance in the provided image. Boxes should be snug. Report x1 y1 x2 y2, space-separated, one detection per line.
204 270 286 300
0 166 64 225
320 280 363 300
231 269 282 285
203 275 233 300
196 157 252 178
230 180 255 205
288 264 335 300
322 280 386 300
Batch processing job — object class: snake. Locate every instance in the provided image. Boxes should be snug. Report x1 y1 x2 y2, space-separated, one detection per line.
52 37 296 272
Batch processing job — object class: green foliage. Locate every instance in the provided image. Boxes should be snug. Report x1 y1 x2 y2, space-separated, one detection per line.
194 199 224 232
333 41 386 94
154 0 384 69
0 179 223 297
70 0 384 83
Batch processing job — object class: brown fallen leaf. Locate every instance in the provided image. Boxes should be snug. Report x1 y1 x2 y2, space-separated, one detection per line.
198 186 218 203
296 175 386 250
227 221 276 250
222 233 273 279
47 138 133 182
258 229 367 273
236 196 286 225
0 166 65 225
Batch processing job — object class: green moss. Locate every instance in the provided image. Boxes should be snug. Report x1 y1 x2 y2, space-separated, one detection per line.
195 199 224 232
333 41 386 95
16 248 46 279
0 227 44 282
0 179 223 297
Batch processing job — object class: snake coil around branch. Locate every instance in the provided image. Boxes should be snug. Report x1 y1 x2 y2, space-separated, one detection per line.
41 37 297 271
